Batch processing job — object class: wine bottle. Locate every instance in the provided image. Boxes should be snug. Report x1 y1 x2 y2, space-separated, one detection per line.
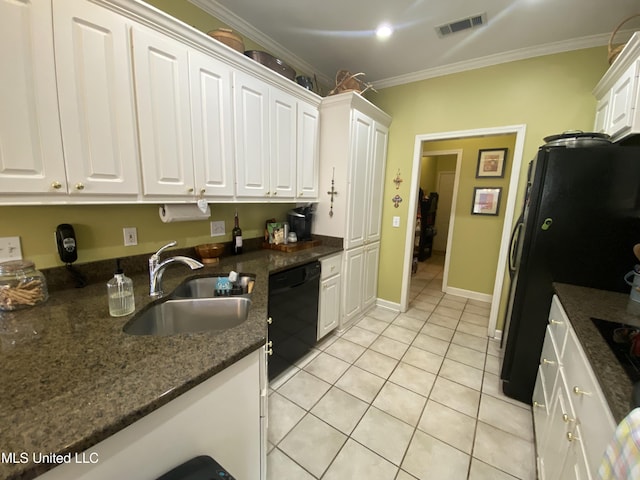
232 210 243 255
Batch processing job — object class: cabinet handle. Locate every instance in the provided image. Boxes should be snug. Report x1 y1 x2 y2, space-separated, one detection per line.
533 401 545 409
75 183 85 191
266 341 273 348
51 181 62 190
566 432 580 442
542 358 556 366
266 348 273 356
573 386 591 396
550 319 563 325
562 413 575 423
267 317 273 324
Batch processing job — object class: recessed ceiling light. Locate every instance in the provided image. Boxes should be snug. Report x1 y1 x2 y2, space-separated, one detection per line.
376 23 393 40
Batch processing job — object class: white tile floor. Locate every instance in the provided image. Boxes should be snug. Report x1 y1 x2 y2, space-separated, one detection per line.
267 253 537 480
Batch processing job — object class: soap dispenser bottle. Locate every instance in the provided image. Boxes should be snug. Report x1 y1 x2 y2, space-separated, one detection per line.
107 259 135 317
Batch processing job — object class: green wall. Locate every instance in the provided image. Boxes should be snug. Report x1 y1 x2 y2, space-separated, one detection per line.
0 203 293 269
372 46 610 307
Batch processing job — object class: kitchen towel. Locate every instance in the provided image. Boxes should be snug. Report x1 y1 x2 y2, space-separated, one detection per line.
159 204 211 223
599 407 640 479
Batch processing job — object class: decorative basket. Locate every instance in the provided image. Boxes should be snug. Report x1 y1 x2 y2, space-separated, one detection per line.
208 28 245 53
328 70 377 96
608 14 640 65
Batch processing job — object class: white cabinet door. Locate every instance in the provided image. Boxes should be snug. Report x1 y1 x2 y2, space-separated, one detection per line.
318 274 341 340
54 0 139 196
363 241 381 311
269 87 296 199
345 111 372 249
189 49 235 198
234 70 270 198
343 247 365 324
608 60 640 138
365 122 389 243
594 92 611 134
132 26 194 197
0 0 66 195
297 101 319 200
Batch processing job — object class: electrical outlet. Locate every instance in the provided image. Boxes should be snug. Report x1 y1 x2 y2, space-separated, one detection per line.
392 216 401 228
123 227 138 246
210 221 225 237
0 236 22 262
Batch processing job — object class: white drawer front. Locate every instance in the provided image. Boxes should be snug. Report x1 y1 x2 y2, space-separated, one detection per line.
540 326 561 402
563 327 616 476
320 253 342 280
549 295 569 358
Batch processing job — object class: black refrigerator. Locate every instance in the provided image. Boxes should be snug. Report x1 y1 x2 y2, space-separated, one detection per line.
500 144 640 404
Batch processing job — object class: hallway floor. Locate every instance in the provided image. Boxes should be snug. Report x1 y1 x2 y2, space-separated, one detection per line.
266 254 536 479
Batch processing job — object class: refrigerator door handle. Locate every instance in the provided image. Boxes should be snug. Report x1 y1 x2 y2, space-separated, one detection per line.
508 219 524 274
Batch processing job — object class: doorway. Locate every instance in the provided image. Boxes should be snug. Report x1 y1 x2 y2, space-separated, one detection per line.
400 125 527 338
433 170 455 253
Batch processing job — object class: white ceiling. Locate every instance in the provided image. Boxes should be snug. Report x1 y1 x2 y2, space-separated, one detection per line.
190 0 640 89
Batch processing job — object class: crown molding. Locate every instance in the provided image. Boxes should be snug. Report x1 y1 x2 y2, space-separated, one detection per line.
189 0 333 86
374 32 617 90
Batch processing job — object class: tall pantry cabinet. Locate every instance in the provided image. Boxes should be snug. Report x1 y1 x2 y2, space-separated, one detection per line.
313 92 391 329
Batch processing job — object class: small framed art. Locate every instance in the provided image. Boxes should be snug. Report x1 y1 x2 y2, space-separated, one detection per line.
476 148 507 178
471 187 502 216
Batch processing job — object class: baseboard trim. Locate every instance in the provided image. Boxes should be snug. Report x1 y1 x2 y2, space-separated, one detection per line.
375 298 401 313
445 286 493 303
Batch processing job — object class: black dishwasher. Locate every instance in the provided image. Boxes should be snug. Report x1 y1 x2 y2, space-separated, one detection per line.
268 261 321 381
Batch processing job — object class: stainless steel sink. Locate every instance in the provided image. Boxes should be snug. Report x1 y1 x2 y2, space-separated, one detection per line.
123 297 251 336
171 274 255 299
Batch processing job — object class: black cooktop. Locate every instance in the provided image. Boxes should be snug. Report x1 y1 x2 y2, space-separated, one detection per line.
591 317 640 383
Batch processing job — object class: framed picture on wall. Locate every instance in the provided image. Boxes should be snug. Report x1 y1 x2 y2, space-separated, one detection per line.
476 148 507 178
471 187 502 216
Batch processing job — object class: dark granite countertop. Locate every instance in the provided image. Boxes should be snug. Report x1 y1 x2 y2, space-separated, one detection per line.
553 283 640 424
0 245 341 480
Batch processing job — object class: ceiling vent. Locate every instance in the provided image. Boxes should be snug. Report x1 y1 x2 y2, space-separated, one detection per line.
436 13 487 37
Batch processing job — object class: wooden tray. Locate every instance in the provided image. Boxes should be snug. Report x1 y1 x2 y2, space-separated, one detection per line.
262 239 321 253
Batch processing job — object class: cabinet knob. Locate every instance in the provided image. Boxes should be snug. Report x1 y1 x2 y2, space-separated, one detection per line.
267 340 273 348
550 319 563 325
187 187 194 193
562 413 575 423
267 317 273 324
51 181 62 190
566 432 580 442
200 188 206 195
542 358 556 366
573 386 591 396
266 348 273 356
273 191 278 196
533 401 545 409
299 192 303 197
75 183 85 191
265 191 271 197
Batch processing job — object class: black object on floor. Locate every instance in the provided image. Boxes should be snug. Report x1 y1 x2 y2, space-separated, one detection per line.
156 455 235 480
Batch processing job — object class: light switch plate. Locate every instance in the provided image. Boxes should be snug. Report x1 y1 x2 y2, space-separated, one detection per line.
392 216 401 228
123 227 138 246
0 236 22 262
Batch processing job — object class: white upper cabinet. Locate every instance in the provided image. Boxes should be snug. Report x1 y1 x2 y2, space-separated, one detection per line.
346 110 373 249
132 25 195 197
297 101 320 200
0 0 66 196
233 70 270 198
365 123 389 243
54 0 140 196
189 49 235 198
593 32 640 142
269 87 297 199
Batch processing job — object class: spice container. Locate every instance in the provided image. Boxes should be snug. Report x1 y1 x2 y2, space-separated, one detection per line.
0 260 48 311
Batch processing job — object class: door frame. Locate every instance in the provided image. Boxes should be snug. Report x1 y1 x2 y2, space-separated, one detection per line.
400 124 527 338
434 169 456 255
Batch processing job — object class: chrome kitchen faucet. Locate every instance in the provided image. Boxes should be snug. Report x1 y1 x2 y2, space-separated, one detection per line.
149 241 204 297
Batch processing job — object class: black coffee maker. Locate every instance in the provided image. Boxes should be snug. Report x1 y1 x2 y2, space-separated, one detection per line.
287 205 315 241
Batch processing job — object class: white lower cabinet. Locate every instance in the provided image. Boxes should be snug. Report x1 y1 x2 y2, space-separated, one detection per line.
318 253 342 340
534 295 616 480
341 242 380 329
38 349 265 480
